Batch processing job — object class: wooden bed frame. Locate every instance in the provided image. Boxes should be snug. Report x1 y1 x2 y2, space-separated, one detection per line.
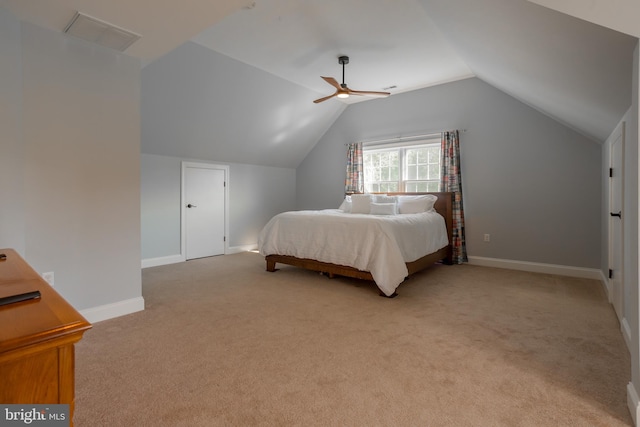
264 192 454 295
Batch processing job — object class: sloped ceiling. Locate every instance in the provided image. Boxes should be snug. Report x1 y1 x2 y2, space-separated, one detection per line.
141 42 346 169
528 0 640 38
0 0 255 60
417 0 636 142
191 0 636 142
1 0 637 146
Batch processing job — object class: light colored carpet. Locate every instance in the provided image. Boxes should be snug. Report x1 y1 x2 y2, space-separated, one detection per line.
74 252 632 426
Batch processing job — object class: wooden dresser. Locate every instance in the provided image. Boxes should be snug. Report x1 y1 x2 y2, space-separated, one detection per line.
0 248 91 426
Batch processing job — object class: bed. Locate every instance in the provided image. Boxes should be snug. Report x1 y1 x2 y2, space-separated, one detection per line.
258 192 453 297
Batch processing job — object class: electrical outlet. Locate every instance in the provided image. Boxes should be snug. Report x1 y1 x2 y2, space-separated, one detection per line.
42 271 54 287
483 234 491 242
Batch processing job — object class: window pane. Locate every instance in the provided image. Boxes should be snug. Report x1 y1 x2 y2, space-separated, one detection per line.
418 165 428 179
428 164 440 180
390 165 399 181
364 142 439 194
417 148 427 163
407 164 416 180
428 147 440 163
404 181 439 192
406 150 416 165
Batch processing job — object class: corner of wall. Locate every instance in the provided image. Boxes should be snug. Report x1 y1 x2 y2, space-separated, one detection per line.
80 297 145 324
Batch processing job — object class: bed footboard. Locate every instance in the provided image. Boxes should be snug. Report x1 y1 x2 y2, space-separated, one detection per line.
265 255 374 281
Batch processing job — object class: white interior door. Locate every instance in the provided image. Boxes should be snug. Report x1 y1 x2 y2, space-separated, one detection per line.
184 164 226 260
609 122 624 321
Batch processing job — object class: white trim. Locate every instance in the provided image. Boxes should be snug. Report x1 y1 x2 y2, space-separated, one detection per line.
628 382 639 426
467 256 602 280
622 317 632 352
364 137 440 150
362 132 441 147
608 120 625 322
80 296 145 323
141 254 184 269
227 244 258 254
181 161 230 260
141 247 257 267
602 271 613 302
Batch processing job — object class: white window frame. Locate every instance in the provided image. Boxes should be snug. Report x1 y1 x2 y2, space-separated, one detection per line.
363 137 441 193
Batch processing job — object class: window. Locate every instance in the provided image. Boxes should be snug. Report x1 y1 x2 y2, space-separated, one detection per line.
363 139 441 193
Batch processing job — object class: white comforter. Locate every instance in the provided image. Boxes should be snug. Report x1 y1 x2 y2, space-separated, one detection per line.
257 209 449 296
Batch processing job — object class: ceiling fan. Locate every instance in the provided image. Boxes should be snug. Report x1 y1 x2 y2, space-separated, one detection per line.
313 56 391 104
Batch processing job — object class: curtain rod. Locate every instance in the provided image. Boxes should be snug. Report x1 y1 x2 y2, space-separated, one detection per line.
353 129 466 146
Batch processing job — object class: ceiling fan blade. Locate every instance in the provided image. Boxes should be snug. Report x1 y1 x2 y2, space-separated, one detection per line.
313 92 338 103
347 89 391 98
321 76 342 90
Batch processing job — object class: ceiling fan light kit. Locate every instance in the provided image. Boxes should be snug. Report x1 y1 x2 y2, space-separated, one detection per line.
313 56 390 104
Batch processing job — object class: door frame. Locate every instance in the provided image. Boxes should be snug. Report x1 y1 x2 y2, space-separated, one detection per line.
181 161 230 260
607 121 624 321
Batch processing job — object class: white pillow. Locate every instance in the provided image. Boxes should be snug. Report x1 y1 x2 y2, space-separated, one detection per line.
374 195 397 204
350 194 372 214
397 195 437 214
338 196 352 212
370 202 397 215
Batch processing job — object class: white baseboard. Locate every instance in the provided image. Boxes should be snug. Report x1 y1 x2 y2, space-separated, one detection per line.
80 296 145 323
141 248 257 267
227 244 258 254
602 275 613 303
141 254 184 269
628 382 639 426
622 317 632 353
466 256 602 280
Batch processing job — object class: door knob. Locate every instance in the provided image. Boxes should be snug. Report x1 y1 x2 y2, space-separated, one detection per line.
610 211 621 218
187 204 197 208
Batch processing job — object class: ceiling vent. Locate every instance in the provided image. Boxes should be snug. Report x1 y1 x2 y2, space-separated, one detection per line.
63 12 141 52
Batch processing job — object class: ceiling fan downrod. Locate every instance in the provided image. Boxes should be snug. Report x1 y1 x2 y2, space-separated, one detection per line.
339 55 349 88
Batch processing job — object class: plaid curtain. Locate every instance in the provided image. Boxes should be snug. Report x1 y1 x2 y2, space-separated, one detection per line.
345 142 364 194
441 131 468 264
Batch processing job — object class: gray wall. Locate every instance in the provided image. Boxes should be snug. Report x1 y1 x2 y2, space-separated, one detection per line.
0 8 142 312
297 77 602 268
141 154 182 259
141 154 296 259
228 162 296 247
0 8 24 253
139 40 307 261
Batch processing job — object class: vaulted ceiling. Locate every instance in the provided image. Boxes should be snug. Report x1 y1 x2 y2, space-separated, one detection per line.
1 0 638 144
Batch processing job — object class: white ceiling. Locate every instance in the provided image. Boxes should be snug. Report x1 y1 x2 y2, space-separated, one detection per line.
528 0 640 38
0 0 255 60
1 0 637 142
418 0 636 141
191 0 475 102
189 0 637 140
